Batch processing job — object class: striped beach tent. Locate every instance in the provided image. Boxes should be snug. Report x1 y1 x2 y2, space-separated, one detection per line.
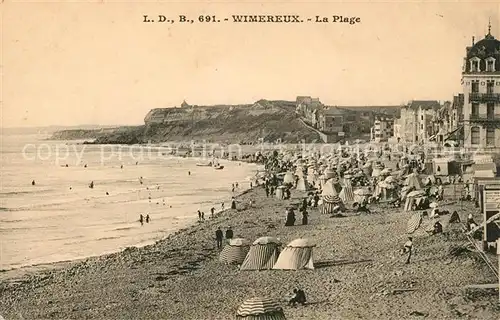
240 237 281 271
406 212 423 234
321 194 344 214
236 297 286 320
219 238 250 265
339 179 355 203
404 190 427 211
273 238 315 270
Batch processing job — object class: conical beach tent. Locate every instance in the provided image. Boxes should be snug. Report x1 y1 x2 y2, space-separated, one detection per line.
240 237 281 271
321 178 339 196
295 175 310 191
404 173 422 190
273 238 315 270
236 297 286 319
219 238 250 265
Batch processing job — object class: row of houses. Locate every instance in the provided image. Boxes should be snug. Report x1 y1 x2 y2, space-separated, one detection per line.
295 96 400 140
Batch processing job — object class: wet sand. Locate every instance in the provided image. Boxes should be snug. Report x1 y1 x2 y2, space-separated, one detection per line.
0 186 499 319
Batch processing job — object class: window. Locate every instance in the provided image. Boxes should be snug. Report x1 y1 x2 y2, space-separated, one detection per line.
487 81 495 94
486 128 495 145
470 59 480 72
486 59 495 72
487 103 494 118
471 127 480 145
471 81 479 93
471 103 479 117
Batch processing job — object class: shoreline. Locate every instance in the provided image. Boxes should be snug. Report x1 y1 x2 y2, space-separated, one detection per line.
1 186 499 319
0 185 255 280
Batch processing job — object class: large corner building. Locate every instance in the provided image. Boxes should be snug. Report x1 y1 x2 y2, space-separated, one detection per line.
462 24 500 148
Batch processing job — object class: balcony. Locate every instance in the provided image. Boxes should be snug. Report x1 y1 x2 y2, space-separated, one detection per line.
469 114 500 123
469 93 500 103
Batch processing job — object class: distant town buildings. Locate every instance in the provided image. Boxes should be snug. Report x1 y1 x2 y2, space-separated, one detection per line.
461 24 500 149
371 116 394 143
393 100 441 144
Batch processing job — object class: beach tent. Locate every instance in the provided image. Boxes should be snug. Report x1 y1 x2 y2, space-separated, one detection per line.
404 173 423 190
240 237 281 271
295 175 310 192
406 212 423 234
374 181 398 201
322 178 342 196
321 194 344 214
275 186 286 200
273 238 315 270
219 238 250 265
404 190 427 211
339 178 355 203
283 172 295 185
236 297 286 320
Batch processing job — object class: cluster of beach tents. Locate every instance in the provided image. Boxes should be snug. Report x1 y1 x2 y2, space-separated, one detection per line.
219 237 315 271
221 237 313 319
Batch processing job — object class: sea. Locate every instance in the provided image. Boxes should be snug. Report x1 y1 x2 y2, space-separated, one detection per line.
0 132 261 270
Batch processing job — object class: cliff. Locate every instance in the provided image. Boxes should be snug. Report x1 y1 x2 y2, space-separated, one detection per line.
51 100 321 144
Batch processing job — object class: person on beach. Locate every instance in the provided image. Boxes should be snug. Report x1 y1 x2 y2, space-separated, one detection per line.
285 208 296 226
31 180 36 186
235 182 239 189
302 210 308 225
211 207 215 219
313 193 320 207
215 227 223 249
265 185 270 197
201 212 205 221
402 237 413 264
225 227 233 241
250 182 253 189
89 181 94 189
221 202 225 210
188 171 191 176
139 214 144 226
198 210 202 221
289 289 307 306
146 214 150 223
432 220 443 234
231 197 236 210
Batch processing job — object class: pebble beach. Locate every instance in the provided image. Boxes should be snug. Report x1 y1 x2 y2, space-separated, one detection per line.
0 185 498 319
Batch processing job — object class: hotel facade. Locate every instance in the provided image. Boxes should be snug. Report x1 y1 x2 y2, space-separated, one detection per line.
462 26 500 149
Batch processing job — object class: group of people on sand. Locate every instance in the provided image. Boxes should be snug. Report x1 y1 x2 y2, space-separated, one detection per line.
139 214 150 226
215 226 234 249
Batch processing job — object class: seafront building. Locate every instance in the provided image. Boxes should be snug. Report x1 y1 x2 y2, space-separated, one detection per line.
462 24 500 149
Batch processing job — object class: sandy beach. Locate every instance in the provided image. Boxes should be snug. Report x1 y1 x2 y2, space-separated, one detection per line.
0 184 498 320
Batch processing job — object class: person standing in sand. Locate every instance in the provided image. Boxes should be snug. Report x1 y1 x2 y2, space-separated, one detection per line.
139 214 144 226
146 214 150 223
402 237 413 264
210 207 215 219
215 227 223 249
198 210 202 222
225 227 233 242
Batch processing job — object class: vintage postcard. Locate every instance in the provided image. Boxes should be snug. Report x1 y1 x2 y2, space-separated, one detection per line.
1 1 499 319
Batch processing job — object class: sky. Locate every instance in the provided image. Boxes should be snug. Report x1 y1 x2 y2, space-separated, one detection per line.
1 0 499 127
